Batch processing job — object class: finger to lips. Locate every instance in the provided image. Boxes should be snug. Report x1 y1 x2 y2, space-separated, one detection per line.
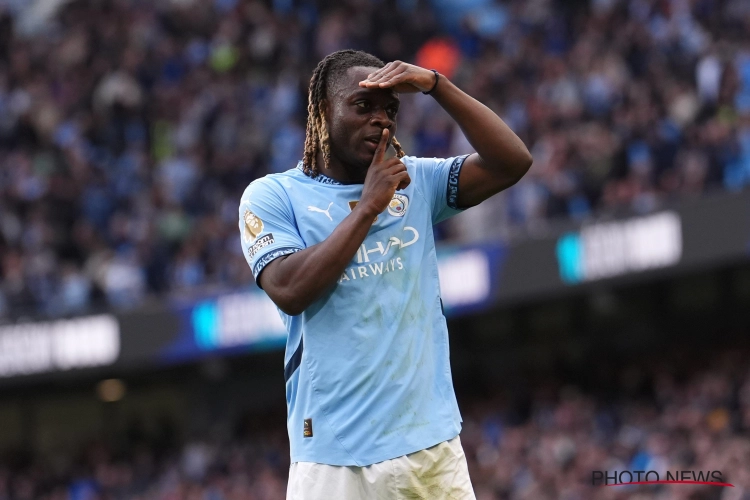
373 128 389 163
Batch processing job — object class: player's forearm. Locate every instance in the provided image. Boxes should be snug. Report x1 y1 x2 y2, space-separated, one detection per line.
432 77 532 178
259 205 377 316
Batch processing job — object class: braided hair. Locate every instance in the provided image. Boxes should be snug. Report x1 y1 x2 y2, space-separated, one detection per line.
302 50 406 177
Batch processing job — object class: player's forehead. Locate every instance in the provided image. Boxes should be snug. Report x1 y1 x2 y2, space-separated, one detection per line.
330 66 398 102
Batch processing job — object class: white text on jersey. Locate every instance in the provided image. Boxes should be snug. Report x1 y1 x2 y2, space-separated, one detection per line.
338 258 404 284
355 227 419 264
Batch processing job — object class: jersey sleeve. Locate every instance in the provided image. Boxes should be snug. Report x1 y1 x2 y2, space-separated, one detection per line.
407 154 470 225
238 178 306 285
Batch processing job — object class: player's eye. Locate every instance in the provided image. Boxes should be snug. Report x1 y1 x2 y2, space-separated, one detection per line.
387 106 399 118
355 101 370 109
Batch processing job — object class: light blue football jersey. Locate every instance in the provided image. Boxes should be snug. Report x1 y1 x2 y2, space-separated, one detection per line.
238 155 469 466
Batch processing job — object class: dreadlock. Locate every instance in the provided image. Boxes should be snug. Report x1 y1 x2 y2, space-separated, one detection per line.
302 49 406 177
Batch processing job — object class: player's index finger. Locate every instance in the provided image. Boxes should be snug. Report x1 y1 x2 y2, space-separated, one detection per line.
374 128 389 162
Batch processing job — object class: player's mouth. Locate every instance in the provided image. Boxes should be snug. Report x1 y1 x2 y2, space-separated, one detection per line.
363 135 383 151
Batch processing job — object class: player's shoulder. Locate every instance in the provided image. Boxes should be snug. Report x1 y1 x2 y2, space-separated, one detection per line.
401 155 443 170
241 163 309 203
401 154 469 172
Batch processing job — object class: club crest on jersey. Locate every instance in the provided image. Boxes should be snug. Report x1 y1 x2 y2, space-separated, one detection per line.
349 201 378 223
388 194 409 217
243 209 264 243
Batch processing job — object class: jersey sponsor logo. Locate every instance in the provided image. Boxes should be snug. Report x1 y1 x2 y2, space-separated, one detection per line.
307 201 334 221
248 234 275 259
338 257 405 283
355 226 419 264
303 418 313 438
388 194 408 217
349 200 378 223
337 227 418 284
243 210 264 243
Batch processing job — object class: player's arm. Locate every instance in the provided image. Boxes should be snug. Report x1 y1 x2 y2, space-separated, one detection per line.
359 62 532 208
259 129 408 316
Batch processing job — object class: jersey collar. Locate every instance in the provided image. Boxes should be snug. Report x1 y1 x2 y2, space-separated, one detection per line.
297 162 345 185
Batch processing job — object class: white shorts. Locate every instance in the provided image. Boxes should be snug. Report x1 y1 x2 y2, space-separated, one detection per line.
286 436 476 500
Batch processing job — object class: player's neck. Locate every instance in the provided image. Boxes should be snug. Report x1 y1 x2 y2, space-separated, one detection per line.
315 150 367 184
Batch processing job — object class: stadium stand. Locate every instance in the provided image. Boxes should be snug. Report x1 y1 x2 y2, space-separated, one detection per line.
0 0 749 316
2 0 750 498
1 346 750 499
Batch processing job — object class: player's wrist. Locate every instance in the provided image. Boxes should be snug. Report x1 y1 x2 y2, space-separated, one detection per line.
421 69 439 95
353 200 381 222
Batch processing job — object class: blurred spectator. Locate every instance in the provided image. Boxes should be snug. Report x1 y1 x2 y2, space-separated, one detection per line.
0 0 749 316
2 348 750 499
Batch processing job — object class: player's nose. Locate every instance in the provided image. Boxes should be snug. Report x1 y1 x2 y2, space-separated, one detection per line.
369 107 393 129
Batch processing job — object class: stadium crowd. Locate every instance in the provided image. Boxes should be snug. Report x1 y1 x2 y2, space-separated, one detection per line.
0 0 749 316
1 348 750 499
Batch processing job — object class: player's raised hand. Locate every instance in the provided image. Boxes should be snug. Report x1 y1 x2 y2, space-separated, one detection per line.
359 129 410 218
359 61 437 94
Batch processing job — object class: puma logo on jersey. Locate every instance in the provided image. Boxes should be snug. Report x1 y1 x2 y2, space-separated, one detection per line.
308 202 334 221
